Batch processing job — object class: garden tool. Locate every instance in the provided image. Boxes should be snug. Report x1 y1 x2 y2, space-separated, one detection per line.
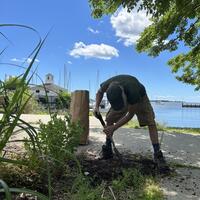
94 112 122 160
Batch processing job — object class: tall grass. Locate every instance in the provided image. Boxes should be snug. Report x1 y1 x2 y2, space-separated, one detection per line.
0 24 83 200
0 24 51 199
0 25 43 156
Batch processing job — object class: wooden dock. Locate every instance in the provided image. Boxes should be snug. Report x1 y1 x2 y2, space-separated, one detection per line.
182 102 200 108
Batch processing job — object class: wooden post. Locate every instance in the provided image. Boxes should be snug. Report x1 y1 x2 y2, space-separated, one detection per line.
70 90 89 145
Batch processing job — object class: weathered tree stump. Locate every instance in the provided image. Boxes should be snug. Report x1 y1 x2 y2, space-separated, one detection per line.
70 90 89 145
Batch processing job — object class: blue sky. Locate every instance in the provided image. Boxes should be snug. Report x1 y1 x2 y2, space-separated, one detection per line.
1 0 199 102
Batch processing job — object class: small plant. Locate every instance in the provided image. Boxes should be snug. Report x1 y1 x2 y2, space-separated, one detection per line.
69 175 103 200
142 178 163 200
25 113 82 176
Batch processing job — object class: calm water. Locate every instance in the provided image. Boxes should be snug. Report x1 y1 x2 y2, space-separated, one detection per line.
151 101 200 128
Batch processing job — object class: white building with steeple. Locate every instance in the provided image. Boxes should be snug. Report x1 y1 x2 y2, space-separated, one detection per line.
30 73 68 108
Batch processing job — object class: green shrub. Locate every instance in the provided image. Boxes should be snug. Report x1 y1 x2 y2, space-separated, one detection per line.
55 91 71 109
25 114 82 175
7 89 42 114
4 76 27 91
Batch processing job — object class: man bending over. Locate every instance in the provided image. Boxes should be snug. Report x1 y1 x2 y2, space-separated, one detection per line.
94 74 167 169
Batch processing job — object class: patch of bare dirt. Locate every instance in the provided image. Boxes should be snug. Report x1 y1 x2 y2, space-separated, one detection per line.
76 152 172 185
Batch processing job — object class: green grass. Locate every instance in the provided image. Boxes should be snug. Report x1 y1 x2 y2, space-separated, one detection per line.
163 127 200 135
111 169 163 200
125 119 140 129
51 168 164 200
89 111 93 116
125 119 200 135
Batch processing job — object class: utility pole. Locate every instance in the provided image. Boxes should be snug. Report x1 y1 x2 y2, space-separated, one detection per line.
89 80 91 93
64 64 67 89
89 80 91 98
4 74 7 81
58 69 61 86
67 71 71 92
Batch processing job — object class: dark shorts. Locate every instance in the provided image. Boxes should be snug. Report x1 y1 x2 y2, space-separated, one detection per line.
105 95 155 126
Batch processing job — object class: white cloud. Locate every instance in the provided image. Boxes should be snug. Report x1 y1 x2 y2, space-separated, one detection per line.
11 57 40 63
11 58 21 62
67 61 72 64
26 58 40 63
69 42 119 60
110 8 151 46
87 27 99 34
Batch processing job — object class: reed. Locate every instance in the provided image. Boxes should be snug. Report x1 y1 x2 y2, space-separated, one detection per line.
0 24 51 199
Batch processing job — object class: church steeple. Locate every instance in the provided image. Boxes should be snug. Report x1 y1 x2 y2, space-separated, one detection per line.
45 73 54 84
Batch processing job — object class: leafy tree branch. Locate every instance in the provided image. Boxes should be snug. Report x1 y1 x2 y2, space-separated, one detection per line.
89 0 200 90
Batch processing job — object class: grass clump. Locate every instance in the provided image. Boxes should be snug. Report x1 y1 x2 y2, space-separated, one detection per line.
69 175 103 200
143 178 163 200
111 169 163 200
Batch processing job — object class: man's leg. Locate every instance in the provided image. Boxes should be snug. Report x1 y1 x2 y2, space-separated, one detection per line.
136 96 168 171
148 124 168 171
136 99 161 154
148 124 160 153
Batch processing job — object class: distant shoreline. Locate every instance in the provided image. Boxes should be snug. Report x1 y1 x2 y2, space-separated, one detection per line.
150 100 182 103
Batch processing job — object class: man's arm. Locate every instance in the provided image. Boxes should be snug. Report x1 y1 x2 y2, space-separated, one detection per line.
94 89 104 118
115 104 137 129
103 104 137 136
95 89 104 110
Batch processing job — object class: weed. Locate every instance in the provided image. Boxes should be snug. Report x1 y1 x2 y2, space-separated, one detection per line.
24 113 82 176
69 175 103 200
111 169 164 200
